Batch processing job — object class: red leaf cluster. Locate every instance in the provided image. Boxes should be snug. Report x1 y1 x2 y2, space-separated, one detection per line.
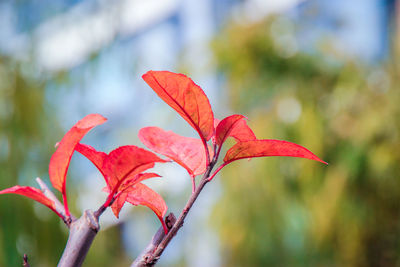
0 114 107 219
76 144 168 231
0 70 327 234
0 114 169 231
141 70 327 182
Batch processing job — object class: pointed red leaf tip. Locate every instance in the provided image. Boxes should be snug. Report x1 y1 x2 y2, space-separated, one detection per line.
126 183 168 233
75 143 164 193
228 118 257 142
110 190 127 218
110 183 168 233
102 145 168 192
0 186 59 216
107 173 167 232
224 140 328 164
215 115 244 146
111 182 167 219
213 118 221 131
139 127 212 176
142 71 214 141
49 114 107 193
215 115 257 146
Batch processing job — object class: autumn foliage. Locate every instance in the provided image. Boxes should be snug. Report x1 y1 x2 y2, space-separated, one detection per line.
0 114 169 231
0 70 326 265
141 71 326 182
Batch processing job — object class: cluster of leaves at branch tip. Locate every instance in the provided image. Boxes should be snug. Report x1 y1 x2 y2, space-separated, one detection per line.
0 70 327 234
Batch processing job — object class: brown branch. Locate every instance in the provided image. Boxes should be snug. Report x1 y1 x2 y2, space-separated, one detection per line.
93 203 107 219
57 210 100 267
94 196 116 219
23 254 31 267
132 162 215 266
130 213 176 267
35 177 76 226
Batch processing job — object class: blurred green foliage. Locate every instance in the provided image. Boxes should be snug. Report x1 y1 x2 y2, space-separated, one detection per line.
213 17 400 267
0 56 132 266
0 56 66 266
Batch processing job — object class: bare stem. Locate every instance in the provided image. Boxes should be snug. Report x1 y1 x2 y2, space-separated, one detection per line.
57 210 100 267
201 137 211 167
132 162 215 266
62 192 71 218
207 162 227 182
23 254 31 267
131 213 176 267
36 177 75 226
94 195 116 219
190 175 196 194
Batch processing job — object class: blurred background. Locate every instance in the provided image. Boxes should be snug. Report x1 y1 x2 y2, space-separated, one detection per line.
0 0 399 266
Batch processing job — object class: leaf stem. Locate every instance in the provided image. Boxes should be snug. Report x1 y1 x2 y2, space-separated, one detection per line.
207 162 227 182
134 160 216 266
131 213 176 267
36 177 75 226
23 254 31 267
94 196 115 219
62 191 71 219
103 191 115 208
201 137 211 167
190 175 196 194
215 144 222 164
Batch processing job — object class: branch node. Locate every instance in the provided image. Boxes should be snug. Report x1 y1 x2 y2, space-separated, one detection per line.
165 213 176 230
85 210 100 232
23 254 31 267
36 177 76 226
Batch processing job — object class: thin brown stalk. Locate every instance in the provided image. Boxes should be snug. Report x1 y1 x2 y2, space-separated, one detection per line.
35 177 75 226
132 161 215 266
131 213 176 267
23 254 30 267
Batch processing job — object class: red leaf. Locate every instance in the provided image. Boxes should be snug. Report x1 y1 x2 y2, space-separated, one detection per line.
139 127 211 176
142 71 214 141
118 173 161 192
125 183 168 233
109 174 162 217
49 114 107 194
110 191 128 218
75 143 108 182
0 186 58 215
213 118 221 129
211 118 221 145
215 114 246 146
228 118 257 142
76 143 165 208
103 145 167 192
125 183 167 217
110 183 168 233
224 140 327 164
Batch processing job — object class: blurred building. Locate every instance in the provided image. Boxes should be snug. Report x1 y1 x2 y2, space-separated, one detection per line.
290 0 397 62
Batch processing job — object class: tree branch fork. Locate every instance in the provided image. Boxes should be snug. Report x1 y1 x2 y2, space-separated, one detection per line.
131 159 217 267
27 153 218 267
